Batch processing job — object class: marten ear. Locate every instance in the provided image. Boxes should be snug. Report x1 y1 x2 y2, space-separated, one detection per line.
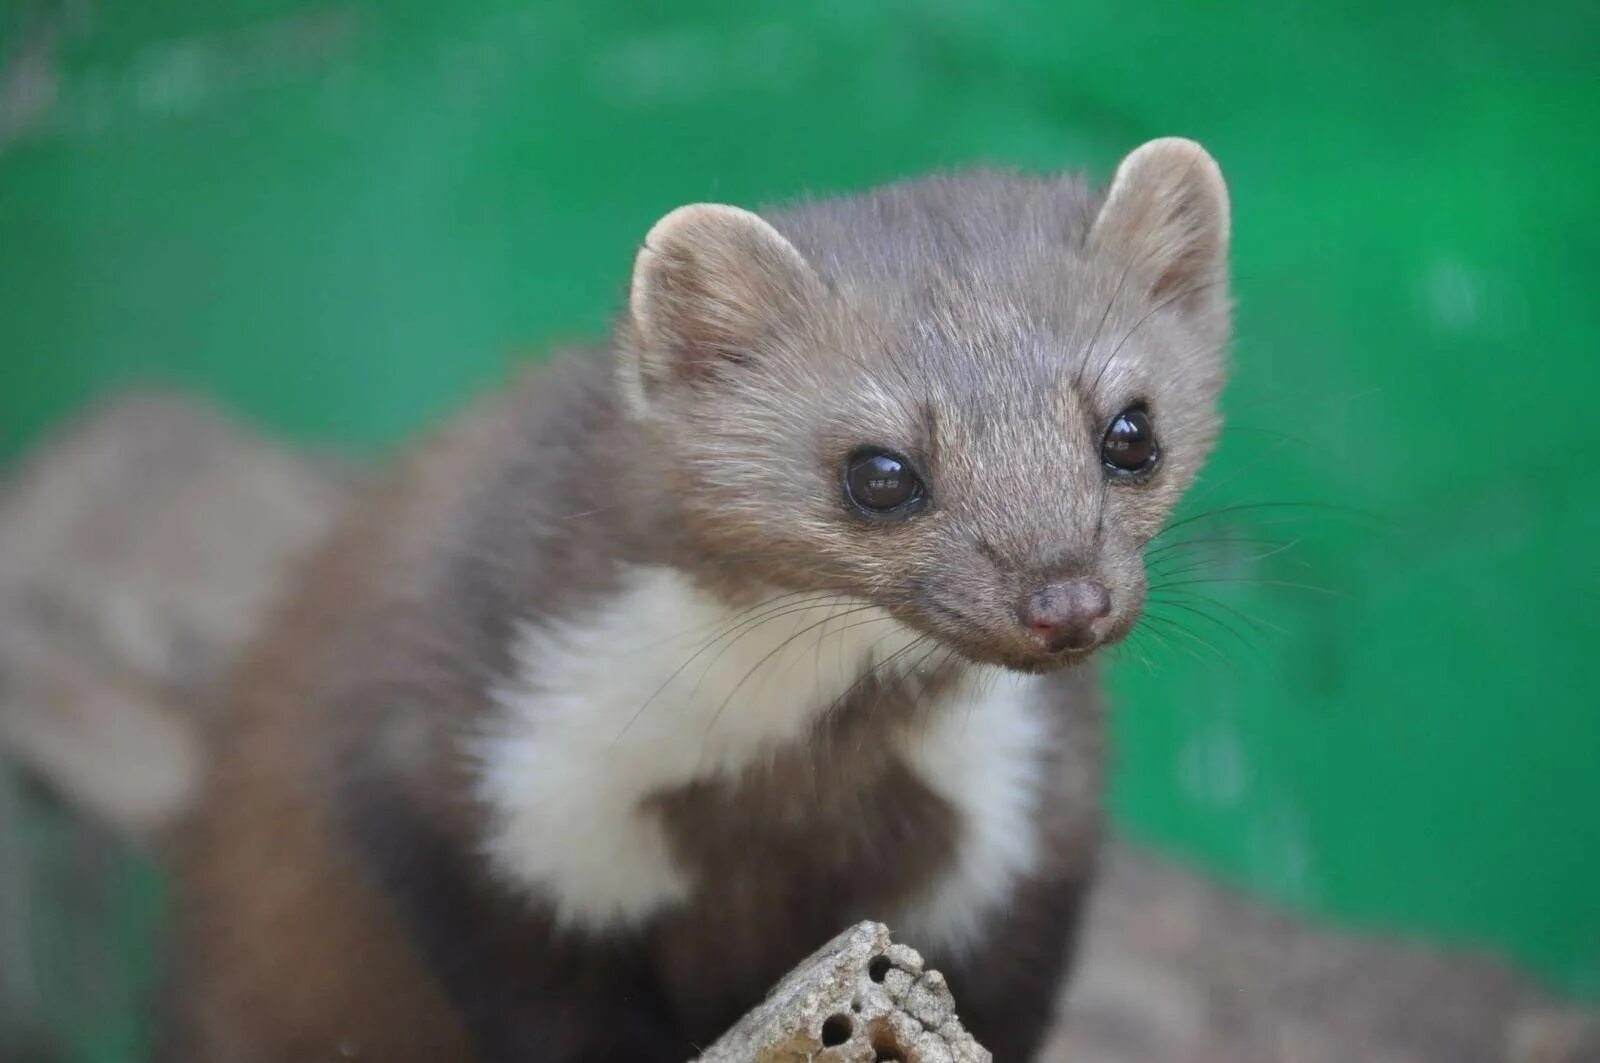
1090 138 1230 316
623 203 825 414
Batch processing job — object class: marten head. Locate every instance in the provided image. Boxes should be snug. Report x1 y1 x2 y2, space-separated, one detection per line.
618 139 1230 673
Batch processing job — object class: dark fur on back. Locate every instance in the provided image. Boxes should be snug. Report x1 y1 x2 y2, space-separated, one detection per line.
169 143 1230 1061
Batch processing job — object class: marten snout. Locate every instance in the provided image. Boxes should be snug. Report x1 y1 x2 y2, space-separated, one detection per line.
1017 577 1112 653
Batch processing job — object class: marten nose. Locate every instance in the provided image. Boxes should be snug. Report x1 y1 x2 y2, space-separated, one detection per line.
1018 579 1111 653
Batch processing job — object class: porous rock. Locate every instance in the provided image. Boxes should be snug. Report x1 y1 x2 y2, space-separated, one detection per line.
696 922 990 1063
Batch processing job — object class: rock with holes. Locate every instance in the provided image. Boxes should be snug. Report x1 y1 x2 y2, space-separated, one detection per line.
695 921 990 1063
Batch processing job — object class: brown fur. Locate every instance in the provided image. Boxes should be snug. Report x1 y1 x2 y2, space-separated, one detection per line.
167 140 1230 1061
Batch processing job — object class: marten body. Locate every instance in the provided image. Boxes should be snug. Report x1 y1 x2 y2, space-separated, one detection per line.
169 139 1231 1061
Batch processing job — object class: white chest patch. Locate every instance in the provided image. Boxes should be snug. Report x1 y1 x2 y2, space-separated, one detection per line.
471 564 1051 939
891 668 1051 955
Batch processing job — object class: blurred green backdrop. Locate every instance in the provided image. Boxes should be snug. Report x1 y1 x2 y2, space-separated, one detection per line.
2 0 1597 1057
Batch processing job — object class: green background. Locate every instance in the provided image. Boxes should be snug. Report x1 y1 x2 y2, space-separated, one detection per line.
2 0 1597 1057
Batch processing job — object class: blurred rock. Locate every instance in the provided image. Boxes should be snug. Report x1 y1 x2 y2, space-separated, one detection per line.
0 392 349 838
1051 851 1600 1062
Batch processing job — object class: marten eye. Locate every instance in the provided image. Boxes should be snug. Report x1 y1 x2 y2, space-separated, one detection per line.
844 448 926 516
1101 406 1159 476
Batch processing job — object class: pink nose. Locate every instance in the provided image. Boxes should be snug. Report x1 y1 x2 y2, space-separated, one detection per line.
1018 579 1111 652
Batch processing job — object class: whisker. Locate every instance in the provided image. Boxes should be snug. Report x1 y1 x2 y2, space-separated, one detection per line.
1144 534 1293 559
1145 598 1268 665
1138 611 1230 668
1148 588 1288 638
612 594 864 744
701 605 896 740
1148 575 1342 597
1149 501 1353 545
623 589 851 654
820 632 939 726
1145 538 1308 582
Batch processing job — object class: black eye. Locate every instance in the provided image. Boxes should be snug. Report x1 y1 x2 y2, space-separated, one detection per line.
844 449 925 515
1101 406 1158 475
